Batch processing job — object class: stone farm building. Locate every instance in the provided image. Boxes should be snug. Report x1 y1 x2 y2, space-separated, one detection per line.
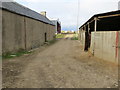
51 19 61 34
0 2 56 54
79 10 120 64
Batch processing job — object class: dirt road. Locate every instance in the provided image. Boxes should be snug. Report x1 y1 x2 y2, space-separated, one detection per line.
3 34 118 88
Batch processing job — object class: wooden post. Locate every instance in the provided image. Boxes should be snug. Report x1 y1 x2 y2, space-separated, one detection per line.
93 17 97 55
84 25 86 50
88 22 90 33
98 14 120 19
94 17 97 32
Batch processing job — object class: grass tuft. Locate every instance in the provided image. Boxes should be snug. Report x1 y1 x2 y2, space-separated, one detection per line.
56 34 65 39
2 51 32 59
71 34 78 40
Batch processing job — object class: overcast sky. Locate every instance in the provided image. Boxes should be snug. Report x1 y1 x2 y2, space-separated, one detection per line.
15 0 120 31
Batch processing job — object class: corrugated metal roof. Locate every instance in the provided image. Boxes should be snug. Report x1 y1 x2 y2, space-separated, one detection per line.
1 2 55 25
79 10 120 29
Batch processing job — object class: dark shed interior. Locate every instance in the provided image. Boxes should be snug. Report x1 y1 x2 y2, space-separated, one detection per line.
97 16 120 31
79 10 120 51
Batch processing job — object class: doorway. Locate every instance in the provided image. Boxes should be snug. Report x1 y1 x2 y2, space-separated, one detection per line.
45 33 47 42
84 31 89 51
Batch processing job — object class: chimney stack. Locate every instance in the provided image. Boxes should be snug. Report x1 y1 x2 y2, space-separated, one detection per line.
40 11 46 17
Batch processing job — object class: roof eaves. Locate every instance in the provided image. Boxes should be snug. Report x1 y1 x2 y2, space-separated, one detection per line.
79 10 120 29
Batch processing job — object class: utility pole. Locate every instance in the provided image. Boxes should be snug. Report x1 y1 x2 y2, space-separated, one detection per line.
77 0 80 33
118 1 120 10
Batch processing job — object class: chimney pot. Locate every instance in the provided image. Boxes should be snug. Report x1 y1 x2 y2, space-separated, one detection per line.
40 11 46 17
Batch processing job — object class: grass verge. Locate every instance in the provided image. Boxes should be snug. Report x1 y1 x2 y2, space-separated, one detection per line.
2 50 32 59
71 34 78 40
3 39 57 60
56 34 65 39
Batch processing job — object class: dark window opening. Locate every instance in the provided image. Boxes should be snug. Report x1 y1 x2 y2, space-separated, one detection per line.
45 33 47 42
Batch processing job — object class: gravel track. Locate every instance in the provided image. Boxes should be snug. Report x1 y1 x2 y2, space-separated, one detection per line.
3 34 118 88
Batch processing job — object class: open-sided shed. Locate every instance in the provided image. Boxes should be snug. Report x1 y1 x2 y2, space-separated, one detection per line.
79 10 120 63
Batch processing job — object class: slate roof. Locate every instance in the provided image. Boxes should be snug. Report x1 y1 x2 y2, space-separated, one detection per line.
0 1 55 25
51 20 61 25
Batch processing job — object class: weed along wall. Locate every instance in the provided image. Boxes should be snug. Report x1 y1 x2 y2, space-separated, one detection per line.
2 7 55 54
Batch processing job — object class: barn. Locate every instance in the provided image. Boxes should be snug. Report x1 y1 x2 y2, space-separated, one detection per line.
51 19 61 34
79 10 120 63
0 2 56 54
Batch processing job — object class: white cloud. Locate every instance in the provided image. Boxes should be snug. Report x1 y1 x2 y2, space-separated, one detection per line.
18 0 76 3
79 0 119 25
15 0 120 31
0 0 14 2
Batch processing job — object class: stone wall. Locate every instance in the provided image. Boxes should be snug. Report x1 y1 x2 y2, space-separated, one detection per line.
2 10 55 54
2 10 25 53
0 9 2 56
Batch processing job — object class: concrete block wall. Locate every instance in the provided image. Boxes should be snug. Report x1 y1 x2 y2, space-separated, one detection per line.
2 10 55 54
79 30 85 50
91 31 118 63
90 32 94 54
